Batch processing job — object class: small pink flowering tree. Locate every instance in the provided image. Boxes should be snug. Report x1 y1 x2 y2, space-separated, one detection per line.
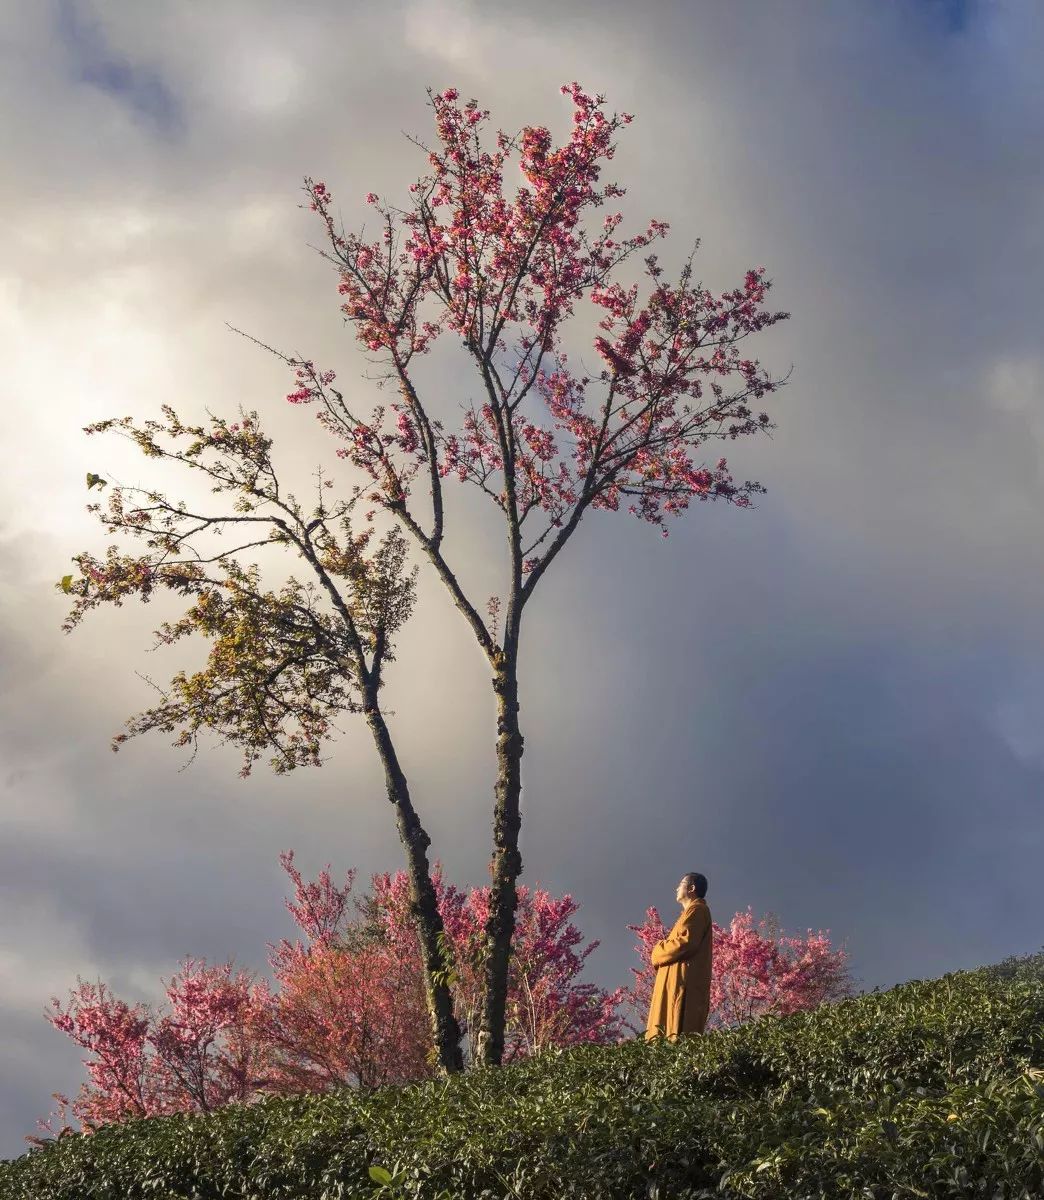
262 938 432 1091
263 854 623 1084
38 959 270 1139
259 851 434 1091
368 865 626 1061
628 906 851 1031
261 81 789 1065
36 855 410 1138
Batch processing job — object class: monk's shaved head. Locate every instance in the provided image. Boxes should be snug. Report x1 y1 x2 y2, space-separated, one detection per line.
682 872 708 899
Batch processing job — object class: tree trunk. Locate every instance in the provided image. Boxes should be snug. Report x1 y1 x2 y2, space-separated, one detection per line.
475 660 524 1066
365 707 464 1074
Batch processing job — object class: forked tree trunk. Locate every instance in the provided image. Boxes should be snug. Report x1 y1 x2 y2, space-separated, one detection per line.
366 706 464 1074
475 659 524 1067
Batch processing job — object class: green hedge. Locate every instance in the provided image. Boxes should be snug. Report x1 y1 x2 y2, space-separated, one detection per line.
3 956 1043 1198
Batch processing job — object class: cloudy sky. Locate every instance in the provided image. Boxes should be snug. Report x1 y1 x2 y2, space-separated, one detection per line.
3 0 1044 1158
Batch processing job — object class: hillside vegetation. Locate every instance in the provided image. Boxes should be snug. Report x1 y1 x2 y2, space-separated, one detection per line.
3 955 1042 1199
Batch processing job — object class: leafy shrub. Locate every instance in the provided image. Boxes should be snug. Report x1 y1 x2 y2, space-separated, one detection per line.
3 957 1043 1198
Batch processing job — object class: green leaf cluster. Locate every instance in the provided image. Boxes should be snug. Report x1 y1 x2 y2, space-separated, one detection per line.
3 955 1043 1198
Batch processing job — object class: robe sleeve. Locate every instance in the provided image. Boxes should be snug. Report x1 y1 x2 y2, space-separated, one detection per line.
651 905 708 968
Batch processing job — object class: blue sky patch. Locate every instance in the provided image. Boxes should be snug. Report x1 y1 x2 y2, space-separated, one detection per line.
55 0 183 136
933 0 974 33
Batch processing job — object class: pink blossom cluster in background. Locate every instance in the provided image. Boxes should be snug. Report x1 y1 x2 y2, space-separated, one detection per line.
626 906 852 1030
36 853 626 1139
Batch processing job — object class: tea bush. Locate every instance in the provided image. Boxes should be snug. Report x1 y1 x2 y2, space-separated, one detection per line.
3 955 1042 1198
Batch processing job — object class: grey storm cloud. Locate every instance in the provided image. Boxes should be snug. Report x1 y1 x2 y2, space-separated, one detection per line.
2 0 1043 1159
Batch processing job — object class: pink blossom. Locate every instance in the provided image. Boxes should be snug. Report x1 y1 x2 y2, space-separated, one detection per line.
296 87 784 533
626 906 851 1032
42 853 627 1135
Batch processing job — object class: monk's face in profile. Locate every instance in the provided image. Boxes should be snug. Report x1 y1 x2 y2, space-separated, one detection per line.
675 876 697 905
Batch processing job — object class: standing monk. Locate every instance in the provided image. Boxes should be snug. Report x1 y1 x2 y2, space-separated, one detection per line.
645 872 713 1040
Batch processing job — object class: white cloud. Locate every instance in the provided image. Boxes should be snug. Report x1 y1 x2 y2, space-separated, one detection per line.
0 898 101 1014
404 0 481 66
987 355 1043 416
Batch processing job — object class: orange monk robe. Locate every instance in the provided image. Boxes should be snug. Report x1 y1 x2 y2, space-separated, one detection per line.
645 898 713 1040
